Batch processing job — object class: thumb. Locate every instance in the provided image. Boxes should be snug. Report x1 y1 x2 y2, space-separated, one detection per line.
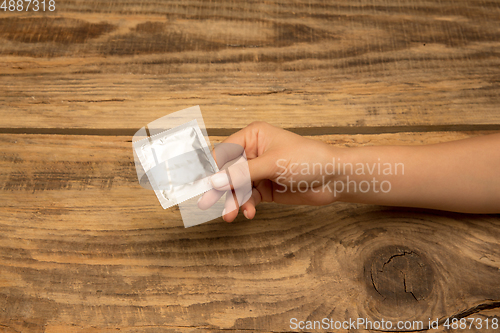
210 155 273 191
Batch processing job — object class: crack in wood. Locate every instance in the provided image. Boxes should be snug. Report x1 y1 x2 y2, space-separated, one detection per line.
401 270 419 302
381 250 415 271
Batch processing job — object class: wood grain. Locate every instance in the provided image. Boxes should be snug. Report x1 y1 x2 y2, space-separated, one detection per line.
1 0 499 132
1 0 499 332
1 132 499 332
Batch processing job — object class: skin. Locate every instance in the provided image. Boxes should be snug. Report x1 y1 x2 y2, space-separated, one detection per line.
200 121 500 222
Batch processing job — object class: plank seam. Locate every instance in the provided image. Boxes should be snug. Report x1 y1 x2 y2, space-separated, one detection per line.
0 125 499 137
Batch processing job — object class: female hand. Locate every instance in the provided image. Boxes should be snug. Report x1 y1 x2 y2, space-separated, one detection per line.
200 121 344 222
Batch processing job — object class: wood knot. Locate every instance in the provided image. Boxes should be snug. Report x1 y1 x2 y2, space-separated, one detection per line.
364 245 434 306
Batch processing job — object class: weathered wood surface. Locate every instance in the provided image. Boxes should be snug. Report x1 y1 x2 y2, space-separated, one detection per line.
1 0 500 132
1 0 500 332
0 132 499 332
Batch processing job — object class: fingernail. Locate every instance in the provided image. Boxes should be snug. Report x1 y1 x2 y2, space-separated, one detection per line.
243 210 249 219
197 196 202 204
211 172 229 189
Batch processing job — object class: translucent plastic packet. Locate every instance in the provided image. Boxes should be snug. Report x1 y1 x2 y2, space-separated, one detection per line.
132 106 252 228
133 119 218 209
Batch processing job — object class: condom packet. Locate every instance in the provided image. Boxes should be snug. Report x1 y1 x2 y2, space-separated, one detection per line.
132 105 251 228
132 119 219 209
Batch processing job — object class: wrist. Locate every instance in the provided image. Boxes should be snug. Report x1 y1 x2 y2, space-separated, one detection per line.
321 144 353 202
328 144 410 204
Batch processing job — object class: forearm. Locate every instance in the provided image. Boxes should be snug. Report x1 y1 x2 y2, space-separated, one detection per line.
333 133 500 213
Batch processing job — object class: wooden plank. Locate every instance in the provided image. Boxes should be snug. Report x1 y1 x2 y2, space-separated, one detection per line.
1 0 499 132
1 132 499 332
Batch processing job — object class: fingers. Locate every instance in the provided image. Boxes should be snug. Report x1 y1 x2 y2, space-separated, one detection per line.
214 157 252 191
203 122 277 222
225 179 271 222
199 159 253 217
222 187 261 222
197 187 243 222
222 190 239 222
212 143 244 169
210 156 272 191
197 188 225 210
219 123 259 158
215 122 275 183
210 171 231 191
239 188 262 220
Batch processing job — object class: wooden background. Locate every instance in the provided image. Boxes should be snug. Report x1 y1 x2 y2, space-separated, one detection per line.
1 0 499 332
